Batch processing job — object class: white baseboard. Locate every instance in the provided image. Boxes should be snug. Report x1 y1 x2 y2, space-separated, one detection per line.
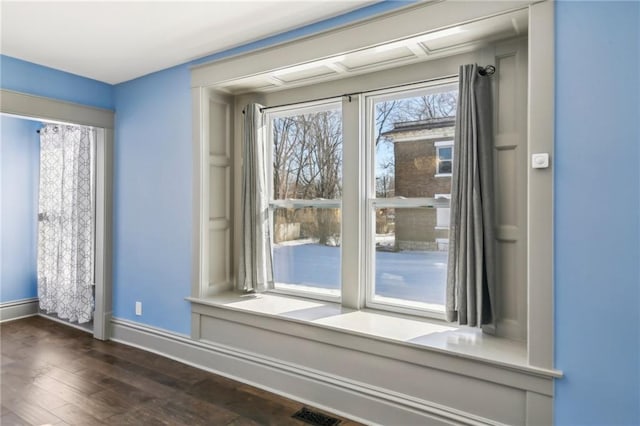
0 298 39 322
110 317 498 426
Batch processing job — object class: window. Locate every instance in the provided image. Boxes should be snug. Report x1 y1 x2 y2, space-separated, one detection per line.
263 83 458 315
435 141 454 176
267 101 343 299
367 84 457 316
193 0 551 361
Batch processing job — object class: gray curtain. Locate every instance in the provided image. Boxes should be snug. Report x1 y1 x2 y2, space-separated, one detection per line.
446 64 496 327
38 124 95 323
238 104 274 292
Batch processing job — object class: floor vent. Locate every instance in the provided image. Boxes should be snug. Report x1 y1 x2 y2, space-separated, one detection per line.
292 407 341 426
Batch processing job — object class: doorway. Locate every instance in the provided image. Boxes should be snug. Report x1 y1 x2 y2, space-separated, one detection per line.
1 89 113 340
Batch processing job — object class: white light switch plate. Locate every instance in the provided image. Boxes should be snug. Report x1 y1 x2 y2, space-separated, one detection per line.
532 153 549 169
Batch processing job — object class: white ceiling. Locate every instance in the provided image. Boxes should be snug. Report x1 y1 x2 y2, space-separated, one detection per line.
0 1 375 85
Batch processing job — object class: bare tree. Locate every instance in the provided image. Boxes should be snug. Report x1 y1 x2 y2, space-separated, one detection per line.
270 90 458 244
272 109 342 245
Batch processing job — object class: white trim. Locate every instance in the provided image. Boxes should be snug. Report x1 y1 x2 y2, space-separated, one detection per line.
188 294 561 382
434 140 454 147
0 298 39 322
527 0 555 369
191 2 534 88
0 89 114 129
269 199 341 209
370 197 449 209
111 316 555 425
391 134 455 143
341 93 365 309
270 285 340 302
365 298 447 320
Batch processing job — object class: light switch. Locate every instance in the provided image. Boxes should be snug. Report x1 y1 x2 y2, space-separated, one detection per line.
531 153 549 169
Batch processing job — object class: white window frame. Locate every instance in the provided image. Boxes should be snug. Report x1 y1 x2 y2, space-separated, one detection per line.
265 99 344 302
434 140 454 177
363 81 457 318
263 81 459 318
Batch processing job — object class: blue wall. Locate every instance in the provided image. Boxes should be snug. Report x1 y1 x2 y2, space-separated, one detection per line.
0 116 41 302
109 1 412 335
0 55 114 110
554 2 640 425
112 65 192 334
1 1 638 423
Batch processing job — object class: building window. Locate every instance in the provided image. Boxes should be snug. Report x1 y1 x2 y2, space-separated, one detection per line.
267 101 343 299
435 141 454 176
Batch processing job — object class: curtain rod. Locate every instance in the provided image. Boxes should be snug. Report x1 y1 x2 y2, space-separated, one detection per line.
241 65 494 115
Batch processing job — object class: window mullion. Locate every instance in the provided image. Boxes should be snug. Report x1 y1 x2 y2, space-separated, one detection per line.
340 94 365 309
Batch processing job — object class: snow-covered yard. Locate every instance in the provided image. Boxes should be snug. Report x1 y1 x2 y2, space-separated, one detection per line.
273 242 447 305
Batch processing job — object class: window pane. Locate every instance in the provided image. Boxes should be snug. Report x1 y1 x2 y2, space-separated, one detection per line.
438 146 452 160
373 89 457 198
370 86 456 313
272 107 342 200
374 207 448 309
438 160 452 174
273 207 341 295
270 104 343 298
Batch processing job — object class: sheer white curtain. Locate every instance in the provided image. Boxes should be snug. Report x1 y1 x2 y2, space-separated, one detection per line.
37 124 95 323
237 104 274 292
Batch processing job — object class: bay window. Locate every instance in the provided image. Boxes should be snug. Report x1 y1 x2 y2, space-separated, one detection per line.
190 5 557 422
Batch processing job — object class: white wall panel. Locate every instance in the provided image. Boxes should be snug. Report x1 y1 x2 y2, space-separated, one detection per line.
493 38 528 341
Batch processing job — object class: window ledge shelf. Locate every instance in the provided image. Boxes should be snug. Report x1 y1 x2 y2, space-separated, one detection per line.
187 292 562 385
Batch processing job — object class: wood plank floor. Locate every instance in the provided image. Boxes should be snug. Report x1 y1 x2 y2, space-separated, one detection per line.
1 316 360 426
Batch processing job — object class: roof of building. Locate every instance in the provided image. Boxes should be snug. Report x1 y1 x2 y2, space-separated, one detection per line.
381 116 456 136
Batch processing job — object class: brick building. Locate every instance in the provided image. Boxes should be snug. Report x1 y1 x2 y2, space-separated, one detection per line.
381 117 455 251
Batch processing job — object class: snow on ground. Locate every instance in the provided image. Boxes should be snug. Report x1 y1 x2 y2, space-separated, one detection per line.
273 242 447 305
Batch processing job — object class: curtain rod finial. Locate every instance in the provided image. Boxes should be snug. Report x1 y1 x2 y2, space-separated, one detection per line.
478 64 496 76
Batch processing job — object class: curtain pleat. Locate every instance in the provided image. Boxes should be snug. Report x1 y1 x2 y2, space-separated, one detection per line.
37 124 95 323
446 65 496 327
238 104 274 292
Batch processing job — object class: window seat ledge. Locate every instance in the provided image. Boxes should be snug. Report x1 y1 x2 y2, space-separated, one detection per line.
187 292 562 388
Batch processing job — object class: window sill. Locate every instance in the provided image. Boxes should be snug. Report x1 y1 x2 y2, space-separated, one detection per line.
187 292 562 381
434 173 452 178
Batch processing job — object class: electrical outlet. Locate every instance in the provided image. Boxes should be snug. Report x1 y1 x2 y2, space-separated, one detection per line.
135 301 142 316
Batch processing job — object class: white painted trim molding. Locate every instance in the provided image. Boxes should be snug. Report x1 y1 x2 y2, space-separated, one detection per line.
0 298 39 322
112 316 552 425
0 89 114 129
191 1 533 88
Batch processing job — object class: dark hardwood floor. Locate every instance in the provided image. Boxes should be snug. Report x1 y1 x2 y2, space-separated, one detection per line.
1 316 359 426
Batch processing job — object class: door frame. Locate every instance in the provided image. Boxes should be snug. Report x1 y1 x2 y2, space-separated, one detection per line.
1 89 114 340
